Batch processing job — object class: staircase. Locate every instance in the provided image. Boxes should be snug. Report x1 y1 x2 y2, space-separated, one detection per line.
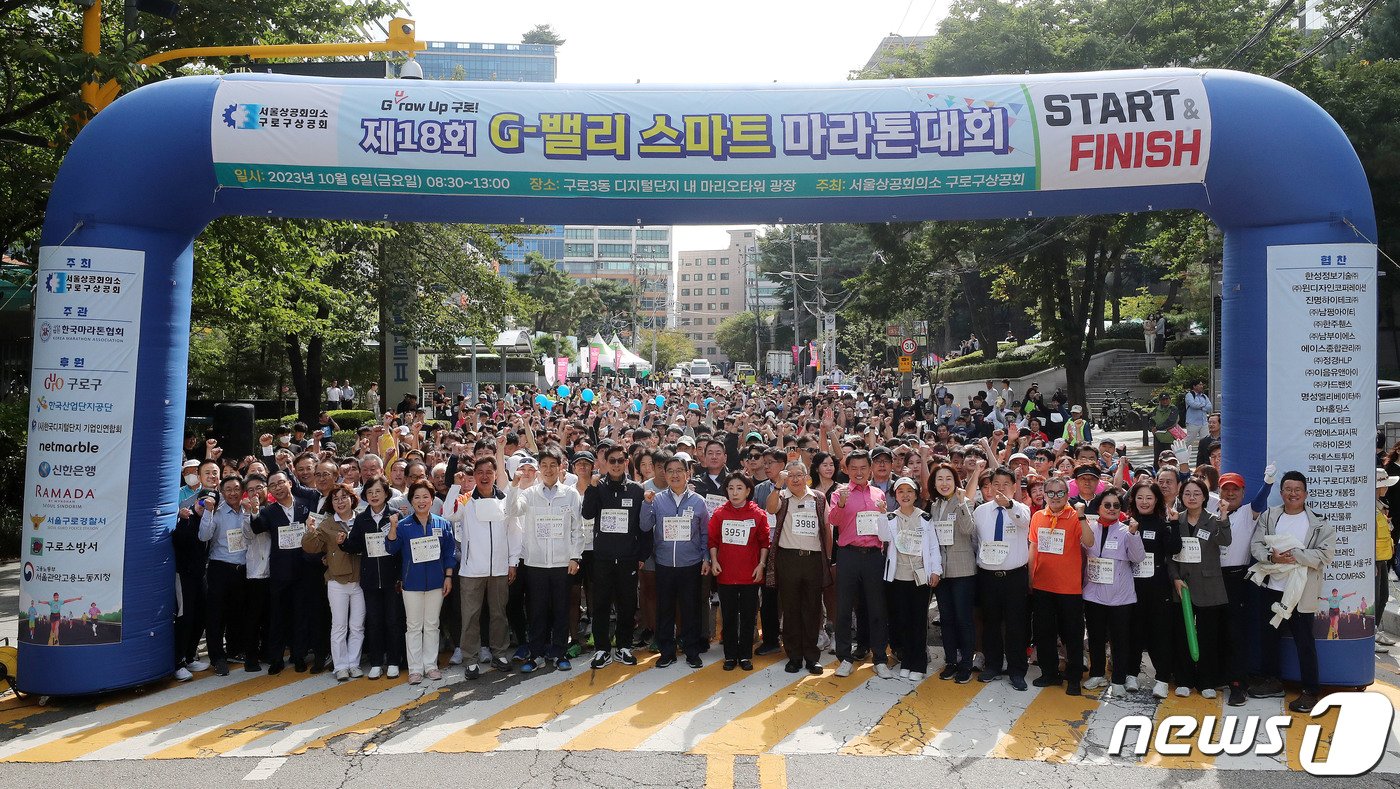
1085 351 1167 411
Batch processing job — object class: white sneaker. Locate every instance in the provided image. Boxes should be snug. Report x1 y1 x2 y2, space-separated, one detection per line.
334 669 349 682
479 647 492 663
1083 676 1107 690
1125 676 1140 692
386 665 400 679
1108 683 1126 697
875 663 894 679
1175 686 1191 697
835 660 853 678
1200 688 1217 699
816 631 833 651
898 668 911 679
449 647 463 666
367 666 382 679
348 667 364 678
174 666 194 682
187 659 210 672
908 671 925 682
1152 680 1169 699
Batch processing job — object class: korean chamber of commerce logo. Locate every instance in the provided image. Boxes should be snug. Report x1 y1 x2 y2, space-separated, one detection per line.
44 272 67 293
1110 691 1394 775
222 103 261 129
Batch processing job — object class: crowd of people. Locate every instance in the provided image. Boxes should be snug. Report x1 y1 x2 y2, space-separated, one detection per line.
169 375 1365 713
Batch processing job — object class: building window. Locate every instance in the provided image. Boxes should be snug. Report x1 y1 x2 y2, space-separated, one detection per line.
681 288 690 296
720 272 729 281
707 258 716 265
720 287 729 295
708 347 717 355
564 228 594 239
680 273 689 281
721 257 729 264
722 302 730 310
564 243 594 257
708 318 717 325
598 243 632 257
707 287 716 295
637 229 667 240
707 303 716 310
599 228 632 240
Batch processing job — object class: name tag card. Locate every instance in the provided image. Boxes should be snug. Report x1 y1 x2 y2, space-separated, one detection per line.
277 524 305 550
409 535 441 564
364 531 388 558
722 519 753 546
705 494 726 513
856 511 881 536
225 526 246 553
1104 538 1120 551
663 516 691 542
600 509 629 534
896 528 923 556
1036 529 1065 555
1087 556 1116 585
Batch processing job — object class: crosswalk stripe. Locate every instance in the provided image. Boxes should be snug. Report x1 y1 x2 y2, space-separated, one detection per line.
989 683 1104 762
841 672 983 755
690 658 868 755
374 669 575 754
635 656 817 752
426 655 659 753
1283 688 1341 772
916 671 1043 758
565 654 782 752
293 685 450 755
1068 684 1162 766
772 671 915 754
1140 687 1223 769
0 672 299 763
704 754 734 788
757 753 787 789
146 674 408 759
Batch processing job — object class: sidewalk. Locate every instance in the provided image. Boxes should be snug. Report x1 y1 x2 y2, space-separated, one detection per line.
0 561 16 646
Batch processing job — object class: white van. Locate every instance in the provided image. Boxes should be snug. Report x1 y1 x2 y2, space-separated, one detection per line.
688 358 712 381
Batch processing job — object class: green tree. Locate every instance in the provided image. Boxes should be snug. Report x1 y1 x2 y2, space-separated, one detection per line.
521 24 565 45
714 311 770 366
0 0 399 254
637 329 697 372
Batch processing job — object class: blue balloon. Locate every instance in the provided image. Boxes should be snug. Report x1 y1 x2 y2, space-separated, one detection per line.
581 388 595 403
534 394 547 407
557 384 571 398
631 399 643 412
655 395 665 408
542 397 556 410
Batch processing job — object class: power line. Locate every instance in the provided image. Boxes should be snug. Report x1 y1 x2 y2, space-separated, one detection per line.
1218 0 1298 69
1271 0 1384 78
893 0 917 34
912 0 943 38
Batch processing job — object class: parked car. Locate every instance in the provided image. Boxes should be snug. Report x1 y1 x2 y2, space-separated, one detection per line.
1380 380 1400 426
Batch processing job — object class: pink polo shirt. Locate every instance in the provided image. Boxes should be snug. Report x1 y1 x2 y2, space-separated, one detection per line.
827 482 886 549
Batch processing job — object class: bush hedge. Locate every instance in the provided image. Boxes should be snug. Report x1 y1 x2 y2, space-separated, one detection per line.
1138 366 1171 384
938 358 1050 383
275 409 376 430
1165 335 1209 357
1102 321 1146 340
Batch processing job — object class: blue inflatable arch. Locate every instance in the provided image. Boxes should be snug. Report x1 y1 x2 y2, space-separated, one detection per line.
23 69 1378 694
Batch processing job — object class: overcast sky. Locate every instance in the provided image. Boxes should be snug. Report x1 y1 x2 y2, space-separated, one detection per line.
398 0 950 252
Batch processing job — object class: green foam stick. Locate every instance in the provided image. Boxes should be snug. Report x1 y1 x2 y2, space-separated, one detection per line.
1181 585 1200 662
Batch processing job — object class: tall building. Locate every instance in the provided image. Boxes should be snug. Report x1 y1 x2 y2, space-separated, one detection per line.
413 41 557 82
675 228 778 365
562 227 672 333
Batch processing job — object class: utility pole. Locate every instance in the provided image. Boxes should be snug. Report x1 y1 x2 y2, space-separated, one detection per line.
789 229 800 349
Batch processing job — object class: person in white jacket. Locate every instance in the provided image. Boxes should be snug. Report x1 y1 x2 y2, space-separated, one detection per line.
443 455 521 679
880 477 943 681
506 447 585 673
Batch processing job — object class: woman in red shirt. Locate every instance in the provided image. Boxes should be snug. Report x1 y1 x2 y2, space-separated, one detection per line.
708 472 771 671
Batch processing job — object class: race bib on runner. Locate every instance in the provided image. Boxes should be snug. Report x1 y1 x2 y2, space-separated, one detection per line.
1132 552 1155 579
225 526 246 553
722 519 752 545
1104 538 1120 551
1142 530 1156 541
409 535 440 564
535 513 566 540
1176 537 1202 564
790 513 819 538
663 516 690 543
600 509 629 534
978 540 1010 565
934 519 955 546
856 511 881 536
1036 529 1065 555
705 494 726 513
1195 528 1212 541
1087 556 1116 585
277 524 305 550
364 531 388 558
896 528 922 556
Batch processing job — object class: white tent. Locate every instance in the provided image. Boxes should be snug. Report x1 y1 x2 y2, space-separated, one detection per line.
588 333 614 371
608 334 652 371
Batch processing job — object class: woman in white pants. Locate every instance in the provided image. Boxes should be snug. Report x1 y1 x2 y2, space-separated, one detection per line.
302 484 366 681
386 481 457 684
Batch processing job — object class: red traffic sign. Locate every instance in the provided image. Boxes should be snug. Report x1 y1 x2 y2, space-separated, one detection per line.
900 337 917 355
